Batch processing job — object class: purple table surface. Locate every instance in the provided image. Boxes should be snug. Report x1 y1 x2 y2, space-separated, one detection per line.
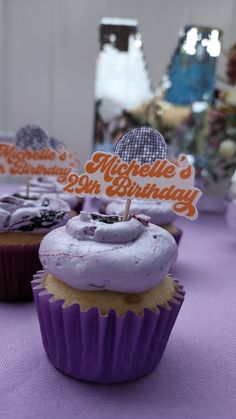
1 197 236 419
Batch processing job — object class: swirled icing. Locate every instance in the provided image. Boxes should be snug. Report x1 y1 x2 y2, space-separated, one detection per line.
106 199 177 225
0 194 70 233
16 176 80 209
39 211 178 293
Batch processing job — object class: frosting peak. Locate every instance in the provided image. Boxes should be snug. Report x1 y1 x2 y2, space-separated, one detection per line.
66 212 146 243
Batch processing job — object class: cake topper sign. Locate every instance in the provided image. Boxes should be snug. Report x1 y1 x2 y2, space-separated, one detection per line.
64 127 202 220
0 125 79 184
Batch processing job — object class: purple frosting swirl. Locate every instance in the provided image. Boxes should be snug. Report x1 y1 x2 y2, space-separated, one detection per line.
39 211 178 293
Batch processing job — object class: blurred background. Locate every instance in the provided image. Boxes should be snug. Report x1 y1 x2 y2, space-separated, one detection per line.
0 0 236 210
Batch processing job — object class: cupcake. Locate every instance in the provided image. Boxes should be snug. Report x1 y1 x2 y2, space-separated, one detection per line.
15 176 83 213
32 211 184 384
0 193 70 301
105 199 183 245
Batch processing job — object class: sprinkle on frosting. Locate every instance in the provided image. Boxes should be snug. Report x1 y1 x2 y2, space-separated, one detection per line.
90 213 122 224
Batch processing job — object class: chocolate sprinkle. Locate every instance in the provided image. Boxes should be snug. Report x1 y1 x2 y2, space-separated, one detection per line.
90 213 122 224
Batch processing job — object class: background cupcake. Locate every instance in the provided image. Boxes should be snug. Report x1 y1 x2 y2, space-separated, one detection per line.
0 193 71 301
15 176 83 213
104 198 183 244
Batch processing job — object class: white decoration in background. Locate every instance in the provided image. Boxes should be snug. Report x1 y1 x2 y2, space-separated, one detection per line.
98 98 123 124
206 30 221 57
95 34 153 113
182 28 221 58
182 27 198 55
100 18 138 27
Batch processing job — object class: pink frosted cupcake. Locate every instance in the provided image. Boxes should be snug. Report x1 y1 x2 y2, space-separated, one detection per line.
32 211 184 383
105 199 183 245
0 194 70 301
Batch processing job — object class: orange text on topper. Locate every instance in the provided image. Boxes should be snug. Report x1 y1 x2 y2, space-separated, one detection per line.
0 143 79 183
63 152 202 220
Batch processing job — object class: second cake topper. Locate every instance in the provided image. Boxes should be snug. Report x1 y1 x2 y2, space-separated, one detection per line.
0 125 79 190
16 125 50 197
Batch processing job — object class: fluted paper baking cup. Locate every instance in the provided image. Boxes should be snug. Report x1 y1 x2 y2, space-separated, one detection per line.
32 271 185 384
0 244 42 301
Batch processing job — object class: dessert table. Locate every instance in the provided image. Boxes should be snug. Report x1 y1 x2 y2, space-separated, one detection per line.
0 195 236 419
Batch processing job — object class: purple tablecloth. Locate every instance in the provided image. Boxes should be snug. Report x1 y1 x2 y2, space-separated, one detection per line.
1 198 236 418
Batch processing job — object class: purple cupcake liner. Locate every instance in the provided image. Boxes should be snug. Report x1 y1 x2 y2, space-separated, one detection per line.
0 244 42 301
32 271 185 384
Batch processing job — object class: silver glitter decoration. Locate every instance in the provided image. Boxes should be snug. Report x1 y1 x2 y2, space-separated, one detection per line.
115 127 167 164
16 125 50 151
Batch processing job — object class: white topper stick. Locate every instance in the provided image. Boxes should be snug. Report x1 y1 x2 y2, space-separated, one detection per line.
123 198 131 221
25 176 30 198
